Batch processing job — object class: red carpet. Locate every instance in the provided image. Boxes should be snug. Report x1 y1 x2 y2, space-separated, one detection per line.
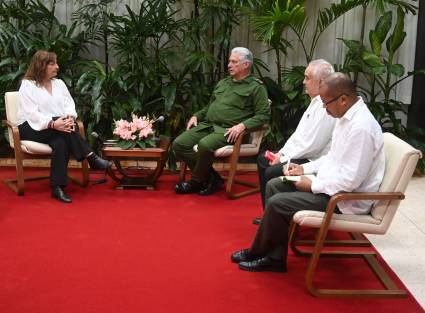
0 167 423 313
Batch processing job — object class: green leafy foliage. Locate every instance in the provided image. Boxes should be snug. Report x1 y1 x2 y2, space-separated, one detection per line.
340 9 425 171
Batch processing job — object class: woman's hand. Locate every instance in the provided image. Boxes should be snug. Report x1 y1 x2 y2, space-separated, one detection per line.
53 117 75 133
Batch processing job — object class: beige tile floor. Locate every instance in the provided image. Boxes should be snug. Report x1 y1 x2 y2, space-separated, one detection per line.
367 176 425 308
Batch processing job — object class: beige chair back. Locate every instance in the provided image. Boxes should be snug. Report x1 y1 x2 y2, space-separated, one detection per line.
371 132 422 225
5 91 19 149
5 91 52 154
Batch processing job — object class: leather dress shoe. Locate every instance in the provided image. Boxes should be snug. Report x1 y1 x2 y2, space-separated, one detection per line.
239 256 287 272
51 186 72 203
231 249 256 263
87 153 112 170
252 217 262 225
198 174 224 196
175 180 204 194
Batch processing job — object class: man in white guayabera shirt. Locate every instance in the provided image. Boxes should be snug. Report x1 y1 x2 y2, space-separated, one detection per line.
231 73 385 273
253 59 336 225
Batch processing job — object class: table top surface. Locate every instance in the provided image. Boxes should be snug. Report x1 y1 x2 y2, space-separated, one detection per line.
102 146 167 158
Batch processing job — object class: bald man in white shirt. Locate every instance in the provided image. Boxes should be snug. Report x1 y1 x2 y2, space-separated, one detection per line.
231 73 385 273
254 59 336 225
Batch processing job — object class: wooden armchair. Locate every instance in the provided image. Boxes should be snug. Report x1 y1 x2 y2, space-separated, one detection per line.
289 132 422 297
179 125 268 199
3 91 89 195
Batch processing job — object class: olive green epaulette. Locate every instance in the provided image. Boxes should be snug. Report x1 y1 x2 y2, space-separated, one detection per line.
254 78 264 84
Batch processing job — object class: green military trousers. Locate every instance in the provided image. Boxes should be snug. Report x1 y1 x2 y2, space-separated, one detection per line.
172 122 229 183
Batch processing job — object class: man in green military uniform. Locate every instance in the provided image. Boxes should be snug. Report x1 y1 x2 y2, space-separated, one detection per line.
173 47 270 195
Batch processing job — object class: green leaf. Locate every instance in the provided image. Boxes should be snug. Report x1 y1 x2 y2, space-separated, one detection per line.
286 90 299 100
388 64 405 77
136 140 146 149
339 38 362 54
369 31 382 55
0 58 15 68
374 11 392 43
161 84 176 113
387 7 406 54
118 140 136 150
145 137 156 147
371 66 387 75
362 52 384 68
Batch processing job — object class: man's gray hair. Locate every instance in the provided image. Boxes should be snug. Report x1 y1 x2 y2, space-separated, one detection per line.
308 59 335 80
232 47 253 64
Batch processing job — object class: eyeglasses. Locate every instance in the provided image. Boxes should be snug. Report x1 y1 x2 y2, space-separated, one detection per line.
322 94 347 107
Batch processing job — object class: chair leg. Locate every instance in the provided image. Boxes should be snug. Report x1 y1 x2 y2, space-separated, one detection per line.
15 154 25 195
291 225 407 298
69 159 89 187
3 150 27 195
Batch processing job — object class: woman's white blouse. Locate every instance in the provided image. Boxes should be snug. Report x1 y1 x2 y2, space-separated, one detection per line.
17 79 77 130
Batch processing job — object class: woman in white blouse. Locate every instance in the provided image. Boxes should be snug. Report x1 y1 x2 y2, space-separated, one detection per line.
18 50 111 203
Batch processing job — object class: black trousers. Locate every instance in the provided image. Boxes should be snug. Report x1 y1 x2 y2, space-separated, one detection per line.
249 178 331 266
18 122 92 187
257 151 308 209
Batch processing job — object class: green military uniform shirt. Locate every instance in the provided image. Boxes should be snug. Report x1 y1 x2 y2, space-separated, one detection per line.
194 75 270 132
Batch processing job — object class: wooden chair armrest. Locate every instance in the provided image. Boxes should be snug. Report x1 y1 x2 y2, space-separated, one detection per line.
317 191 405 231
2 119 23 154
76 120 85 138
329 191 405 207
3 119 21 142
245 124 269 134
3 119 15 129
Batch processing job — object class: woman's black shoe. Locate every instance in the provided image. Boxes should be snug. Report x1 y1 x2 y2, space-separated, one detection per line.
51 186 72 203
87 153 112 170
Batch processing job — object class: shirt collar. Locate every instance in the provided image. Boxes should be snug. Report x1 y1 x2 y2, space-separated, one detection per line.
231 75 253 84
311 95 321 104
341 96 364 121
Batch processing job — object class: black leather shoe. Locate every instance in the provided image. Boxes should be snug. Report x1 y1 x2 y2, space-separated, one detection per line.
252 217 262 225
198 174 224 196
231 249 256 263
51 186 72 203
175 180 204 194
87 153 112 170
239 256 287 272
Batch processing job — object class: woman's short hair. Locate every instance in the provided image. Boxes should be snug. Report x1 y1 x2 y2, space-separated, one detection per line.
24 50 57 85
231 47 253 64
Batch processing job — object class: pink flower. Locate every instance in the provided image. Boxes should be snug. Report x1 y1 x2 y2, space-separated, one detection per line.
113 115 155 142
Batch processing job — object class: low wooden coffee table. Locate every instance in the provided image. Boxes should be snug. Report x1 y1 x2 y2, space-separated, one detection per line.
102 137 170 190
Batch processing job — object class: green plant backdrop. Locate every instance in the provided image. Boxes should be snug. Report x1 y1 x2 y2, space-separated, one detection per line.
0 0 423 170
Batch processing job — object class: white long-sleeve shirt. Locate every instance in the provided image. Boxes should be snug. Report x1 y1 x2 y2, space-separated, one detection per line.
17 79 77 131
279 96 335 161
302 97 385 215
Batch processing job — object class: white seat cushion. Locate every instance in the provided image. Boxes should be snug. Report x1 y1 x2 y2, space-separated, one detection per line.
20 141 52 154
293 210 385 234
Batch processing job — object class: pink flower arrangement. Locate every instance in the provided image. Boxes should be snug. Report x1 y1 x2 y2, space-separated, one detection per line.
113 114 156 149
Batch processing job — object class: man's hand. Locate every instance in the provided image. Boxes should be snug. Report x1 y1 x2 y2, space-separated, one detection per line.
283 163 304 176
186 116 198 130
294 176 312 192
224 123 246 143
269 152 281 165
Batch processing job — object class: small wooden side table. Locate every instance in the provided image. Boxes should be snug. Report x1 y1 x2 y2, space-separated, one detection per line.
102 137 170 190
